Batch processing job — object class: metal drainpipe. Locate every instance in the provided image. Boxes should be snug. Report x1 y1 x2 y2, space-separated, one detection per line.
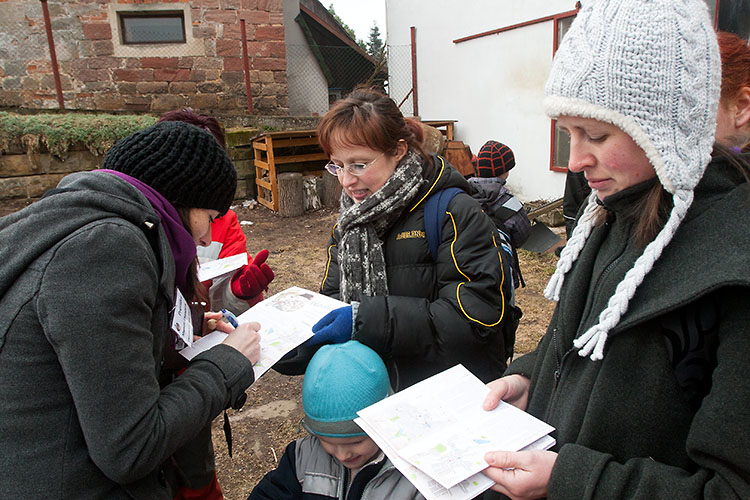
410 26 418 117
40 0 65 109
240 19 254 114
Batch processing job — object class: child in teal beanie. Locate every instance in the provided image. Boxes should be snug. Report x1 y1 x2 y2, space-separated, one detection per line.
248 341 424 500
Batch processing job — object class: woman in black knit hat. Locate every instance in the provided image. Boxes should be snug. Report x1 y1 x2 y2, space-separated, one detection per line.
0 120 261 499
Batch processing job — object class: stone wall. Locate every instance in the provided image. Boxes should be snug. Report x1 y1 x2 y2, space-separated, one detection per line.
0 0 289 117
0 128 259 203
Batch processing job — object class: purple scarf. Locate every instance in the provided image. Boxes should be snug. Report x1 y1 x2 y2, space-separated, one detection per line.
100 170 197 293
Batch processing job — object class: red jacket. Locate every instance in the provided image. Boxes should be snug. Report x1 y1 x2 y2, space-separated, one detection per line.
197 209 258 314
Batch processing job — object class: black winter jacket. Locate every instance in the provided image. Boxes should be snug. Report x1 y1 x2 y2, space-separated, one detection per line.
562 169 591 238
276 155 509 390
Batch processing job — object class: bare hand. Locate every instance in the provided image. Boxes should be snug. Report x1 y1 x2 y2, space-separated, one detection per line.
222 321 261 364
483 374 531 411
483 450 557 500
203 311 225 334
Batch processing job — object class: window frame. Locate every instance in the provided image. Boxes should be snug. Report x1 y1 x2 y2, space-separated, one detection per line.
548 10 579 173
118 11 186 46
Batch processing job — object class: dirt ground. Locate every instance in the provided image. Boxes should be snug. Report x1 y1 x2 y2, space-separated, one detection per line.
0 197 561 500
211 202 561 500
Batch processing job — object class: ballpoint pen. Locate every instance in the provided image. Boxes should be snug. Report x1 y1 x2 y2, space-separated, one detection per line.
220 308 239 328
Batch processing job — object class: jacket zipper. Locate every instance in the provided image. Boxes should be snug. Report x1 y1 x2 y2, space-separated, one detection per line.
552 255 621 390
358 463 395 500
341 467 350 500
552 327 576 389
553 327 562 387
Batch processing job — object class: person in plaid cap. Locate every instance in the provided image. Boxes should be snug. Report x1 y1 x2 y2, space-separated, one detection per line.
474 140 516 178
468 141 531 284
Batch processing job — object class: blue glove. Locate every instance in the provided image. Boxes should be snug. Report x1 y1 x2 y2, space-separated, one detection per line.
304 306 353 347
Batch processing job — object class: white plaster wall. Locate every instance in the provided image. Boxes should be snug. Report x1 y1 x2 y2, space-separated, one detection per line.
283 0 329 116
386 0 574 201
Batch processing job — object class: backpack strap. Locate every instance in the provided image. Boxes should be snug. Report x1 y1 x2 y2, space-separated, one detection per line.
423 187 464 260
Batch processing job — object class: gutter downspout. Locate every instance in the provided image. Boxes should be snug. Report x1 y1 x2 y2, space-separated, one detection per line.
410 26 418 117
40 0 65 109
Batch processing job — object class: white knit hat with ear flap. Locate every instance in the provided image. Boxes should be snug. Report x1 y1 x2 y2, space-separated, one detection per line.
543 0 721 361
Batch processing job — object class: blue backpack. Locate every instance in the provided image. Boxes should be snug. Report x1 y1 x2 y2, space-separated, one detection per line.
423 187 521 362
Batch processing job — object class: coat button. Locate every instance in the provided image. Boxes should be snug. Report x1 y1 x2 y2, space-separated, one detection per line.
232 391 248 410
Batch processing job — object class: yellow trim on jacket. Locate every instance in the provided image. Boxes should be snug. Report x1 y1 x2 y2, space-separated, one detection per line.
447 212 505 327
410 156 446 212
319 223 338 292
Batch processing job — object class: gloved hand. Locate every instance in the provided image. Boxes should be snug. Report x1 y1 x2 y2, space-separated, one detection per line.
230 249 275 299
304 306 353 347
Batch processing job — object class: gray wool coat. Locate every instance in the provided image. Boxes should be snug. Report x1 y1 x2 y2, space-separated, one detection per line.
0 171 254 499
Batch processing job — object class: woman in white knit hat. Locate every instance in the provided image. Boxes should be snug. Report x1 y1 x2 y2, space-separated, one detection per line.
480 0 750 498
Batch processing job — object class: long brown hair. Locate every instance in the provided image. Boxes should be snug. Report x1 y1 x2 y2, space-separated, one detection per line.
590 143 750 247
588 181 671 248
158 108 227 149
176 206 208 303
318 88 426 161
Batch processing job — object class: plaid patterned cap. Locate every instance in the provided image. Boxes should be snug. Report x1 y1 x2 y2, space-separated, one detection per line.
475 141 515 177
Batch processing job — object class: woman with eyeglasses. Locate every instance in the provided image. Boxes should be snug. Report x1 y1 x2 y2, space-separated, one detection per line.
275 88 509 391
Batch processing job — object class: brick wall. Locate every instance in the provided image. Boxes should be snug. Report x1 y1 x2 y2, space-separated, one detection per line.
0 0 289 117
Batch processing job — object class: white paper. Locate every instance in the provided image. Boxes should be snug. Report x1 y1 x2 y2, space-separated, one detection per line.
179 287 347 382
355 417 495 500
356 365 555 490
197 253 248 282
171 288 193 348
179 330 226 358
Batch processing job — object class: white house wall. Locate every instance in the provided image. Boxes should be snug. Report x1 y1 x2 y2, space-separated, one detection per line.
386 0 575 201
283 0 329 116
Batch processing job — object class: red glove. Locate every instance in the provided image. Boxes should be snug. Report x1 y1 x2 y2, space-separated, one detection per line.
230 249 275 300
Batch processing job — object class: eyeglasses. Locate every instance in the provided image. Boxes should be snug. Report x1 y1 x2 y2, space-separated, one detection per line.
324 152 385 176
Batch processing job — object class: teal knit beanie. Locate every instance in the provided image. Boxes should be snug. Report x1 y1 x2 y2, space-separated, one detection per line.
302 341 390 437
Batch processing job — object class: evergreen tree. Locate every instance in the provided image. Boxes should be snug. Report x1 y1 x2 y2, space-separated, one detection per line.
367 23 384 58
327 4 366 50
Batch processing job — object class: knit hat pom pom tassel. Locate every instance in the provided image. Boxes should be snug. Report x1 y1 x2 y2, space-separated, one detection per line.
544 191 600 301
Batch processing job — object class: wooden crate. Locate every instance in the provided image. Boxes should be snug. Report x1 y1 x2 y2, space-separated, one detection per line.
443 140 475 177
422 120 456 141
252 130 328 212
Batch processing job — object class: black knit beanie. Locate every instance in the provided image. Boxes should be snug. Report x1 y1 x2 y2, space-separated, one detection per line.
101 121 237 214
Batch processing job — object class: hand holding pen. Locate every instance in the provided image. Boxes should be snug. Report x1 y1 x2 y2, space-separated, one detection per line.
204 309 261 365
205 309 239 331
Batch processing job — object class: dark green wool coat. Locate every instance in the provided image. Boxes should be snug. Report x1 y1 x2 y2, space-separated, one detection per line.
0 172 254 499
506 156 750 499
278 155 509 391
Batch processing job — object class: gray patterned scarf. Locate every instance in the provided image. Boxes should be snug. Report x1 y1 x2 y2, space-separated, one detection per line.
337 149 426 302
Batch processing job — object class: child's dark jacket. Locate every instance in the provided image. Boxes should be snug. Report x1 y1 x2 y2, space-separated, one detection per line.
467 176 531 248
248 436 424 500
